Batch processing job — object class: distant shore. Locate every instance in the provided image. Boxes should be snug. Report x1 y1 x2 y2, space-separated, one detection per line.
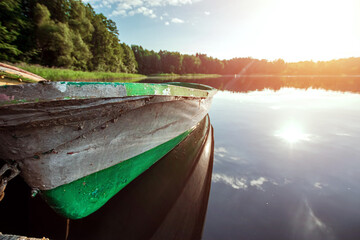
2 63 360 86
1 63 221 84
147 73 222 79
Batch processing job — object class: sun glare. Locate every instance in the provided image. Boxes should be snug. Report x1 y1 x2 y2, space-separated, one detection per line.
248 0 360 62
275 124 310 144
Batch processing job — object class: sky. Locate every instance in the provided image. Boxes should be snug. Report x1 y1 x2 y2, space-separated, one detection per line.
83 0 360 62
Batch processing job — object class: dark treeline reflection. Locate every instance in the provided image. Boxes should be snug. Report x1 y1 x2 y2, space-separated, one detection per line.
0 116 214 240
142 76 360 94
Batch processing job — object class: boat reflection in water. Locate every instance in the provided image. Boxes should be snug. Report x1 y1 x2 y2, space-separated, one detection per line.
0 115 214 240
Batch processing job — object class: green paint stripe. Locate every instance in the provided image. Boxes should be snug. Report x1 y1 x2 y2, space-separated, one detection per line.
62 81 210 97
42 129 192 219
126 83 210 97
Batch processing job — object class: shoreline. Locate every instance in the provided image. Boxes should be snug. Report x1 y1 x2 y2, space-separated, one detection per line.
2 63 360 86
11 63 146 82
147 73 221 79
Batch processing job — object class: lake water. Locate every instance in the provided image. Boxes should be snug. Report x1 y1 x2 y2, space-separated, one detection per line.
144 76 360 240
1 76 360 239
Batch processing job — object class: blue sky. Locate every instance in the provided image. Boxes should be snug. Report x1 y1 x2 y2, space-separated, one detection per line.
84 0 360 62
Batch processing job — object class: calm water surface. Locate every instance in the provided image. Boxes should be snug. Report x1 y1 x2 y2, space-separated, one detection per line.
1 76 360 240
146 76 360 239
205 91 360 239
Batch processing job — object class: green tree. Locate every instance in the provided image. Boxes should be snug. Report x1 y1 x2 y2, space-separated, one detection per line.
122 43 138 73
0 0 27 61
34 3 73 67
71 32 91 70
160 50 182 73
182 54 201 73
39 0 70 23
68 0 93 70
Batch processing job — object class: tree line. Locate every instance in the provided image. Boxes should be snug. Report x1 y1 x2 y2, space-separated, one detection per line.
1 0 360 76
0 0 137 73
131 45 225 75
132 46 360 75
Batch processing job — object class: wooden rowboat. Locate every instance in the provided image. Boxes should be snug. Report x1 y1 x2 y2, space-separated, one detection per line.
1 114 213 239
0 81 216 219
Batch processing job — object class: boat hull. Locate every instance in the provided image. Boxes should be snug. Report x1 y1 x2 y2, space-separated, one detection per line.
0 82 216 219
0 113 214 240
42 128 193 219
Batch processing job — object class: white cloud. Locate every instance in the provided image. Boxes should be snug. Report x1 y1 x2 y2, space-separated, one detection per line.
165 21 170 25
160 16 163 20
212 174 280 191
214 147 246 163
212 173 248 190
111 9 127 16
314 182 327 189
250 177 268 190
85 0 201 18
137 6 157 18
291 199 335 240
214 147 227 158
118 2 133 10
171 18 184 23
204 11 210 15
284 178 292 184
112 5 156 18
214 147 227 153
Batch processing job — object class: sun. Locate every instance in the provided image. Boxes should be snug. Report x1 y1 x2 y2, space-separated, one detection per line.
248 0 360 62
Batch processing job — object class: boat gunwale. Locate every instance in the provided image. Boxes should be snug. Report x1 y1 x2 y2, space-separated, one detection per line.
0 95 211 129
0 81 216 106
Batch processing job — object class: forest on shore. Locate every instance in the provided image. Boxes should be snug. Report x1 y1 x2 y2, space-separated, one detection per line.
1 0 360 76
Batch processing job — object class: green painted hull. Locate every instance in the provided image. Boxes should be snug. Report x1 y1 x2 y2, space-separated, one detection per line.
42 130 191 219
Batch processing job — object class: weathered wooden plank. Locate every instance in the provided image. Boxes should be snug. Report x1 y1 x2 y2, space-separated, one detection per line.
0 63 46 82
0 232 49 240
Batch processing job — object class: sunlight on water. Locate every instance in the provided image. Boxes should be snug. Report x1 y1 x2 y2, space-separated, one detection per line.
204 81 360 240
275 124 311 143
215 87 360 101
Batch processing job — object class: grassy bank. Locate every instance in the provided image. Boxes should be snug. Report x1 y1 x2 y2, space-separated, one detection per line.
0 71 38 83
14 63 146 82
148 73 221 79
1 63 221 85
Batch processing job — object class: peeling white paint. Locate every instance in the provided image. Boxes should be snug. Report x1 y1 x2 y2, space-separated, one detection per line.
57 83 67 93
155 89 162 95
162 87 171 95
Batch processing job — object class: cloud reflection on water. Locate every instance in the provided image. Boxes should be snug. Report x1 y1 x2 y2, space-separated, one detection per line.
292 199 335 240
212 173 280 192
214 146 248 164
250 177 268 190
313 182 327 189
204 85 360 239
212 173 248 190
